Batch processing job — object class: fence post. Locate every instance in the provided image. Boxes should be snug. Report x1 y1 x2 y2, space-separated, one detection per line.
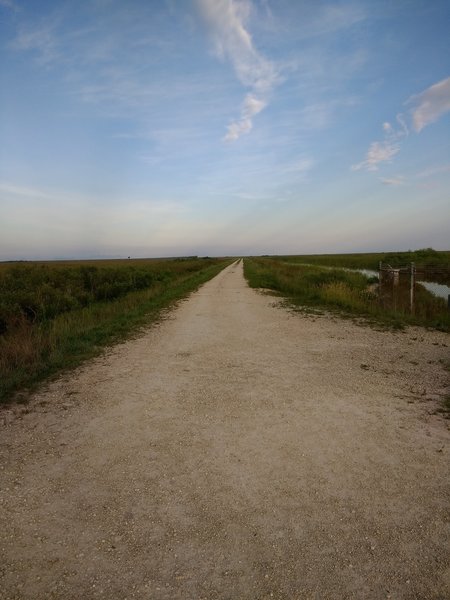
378 261 382 304
410 262 415 314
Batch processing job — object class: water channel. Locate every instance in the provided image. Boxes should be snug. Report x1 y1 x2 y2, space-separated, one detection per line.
351 269 450 301
290 263 450 301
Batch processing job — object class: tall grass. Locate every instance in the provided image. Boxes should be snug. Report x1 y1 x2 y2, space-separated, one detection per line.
244 257 450 330
0 258 230 403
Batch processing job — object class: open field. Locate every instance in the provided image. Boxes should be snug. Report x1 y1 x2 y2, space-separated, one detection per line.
0 257 206 270
244 257 450 331
1 261 449 599
0 257 230 403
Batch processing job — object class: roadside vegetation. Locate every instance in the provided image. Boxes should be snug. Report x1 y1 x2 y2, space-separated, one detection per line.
244 257 450 331
0 257 230 403
274 248 450 274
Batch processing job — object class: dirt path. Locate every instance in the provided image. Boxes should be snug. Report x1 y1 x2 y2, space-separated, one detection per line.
1 260 449 600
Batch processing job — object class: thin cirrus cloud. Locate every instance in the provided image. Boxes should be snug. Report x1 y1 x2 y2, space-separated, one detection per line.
196 0 278 142
11 13 63 67
379 176 405 186
353 140 399 172
353 76 450 173
409 76 450 132
9 5 214 119
224 93 267 141
281 157 315 178
416 163 450 179
352 115 407 172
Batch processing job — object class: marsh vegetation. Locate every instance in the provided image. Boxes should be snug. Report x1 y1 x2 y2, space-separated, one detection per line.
244 254 450 331
0 257 230 403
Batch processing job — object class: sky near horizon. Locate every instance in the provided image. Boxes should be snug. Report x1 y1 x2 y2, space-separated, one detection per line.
0 0 449 260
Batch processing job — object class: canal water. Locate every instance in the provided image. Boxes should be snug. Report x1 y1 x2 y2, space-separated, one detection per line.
288 263 450 301
416 281 450 301
351 269 450 301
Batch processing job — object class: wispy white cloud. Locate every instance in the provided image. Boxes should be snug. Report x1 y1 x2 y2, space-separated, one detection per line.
281 157 315 178
8 3 232 151
352 113 408 171
395 113 409 136
12 18 61 66
380 176 405 186
223 93 266 141
416 163 450 178
408 77 450 132
354 77 450 173
196 0 278 141
352 134 400 172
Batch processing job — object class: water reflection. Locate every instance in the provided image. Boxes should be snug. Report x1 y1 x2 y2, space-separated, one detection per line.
351 269 450 300
288 262 450 301
418 281 450 301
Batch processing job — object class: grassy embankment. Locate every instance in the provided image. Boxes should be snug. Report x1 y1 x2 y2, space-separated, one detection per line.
0 257 231 404
244 255 450 331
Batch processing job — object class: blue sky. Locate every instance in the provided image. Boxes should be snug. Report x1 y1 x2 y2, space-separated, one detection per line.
0 0 449 259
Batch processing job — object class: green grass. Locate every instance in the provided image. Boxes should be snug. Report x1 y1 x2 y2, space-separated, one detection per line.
270 248 450 273
243 257 450 331
0 258 231 404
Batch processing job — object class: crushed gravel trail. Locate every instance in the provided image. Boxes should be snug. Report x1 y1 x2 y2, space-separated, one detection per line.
1 260 449 600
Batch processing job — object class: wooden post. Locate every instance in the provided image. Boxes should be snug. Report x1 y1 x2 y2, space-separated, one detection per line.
393 270 396 312
379 261 382 304
410 262 415 314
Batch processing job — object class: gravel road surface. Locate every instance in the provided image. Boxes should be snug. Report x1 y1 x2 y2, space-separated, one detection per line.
1 260 449 599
